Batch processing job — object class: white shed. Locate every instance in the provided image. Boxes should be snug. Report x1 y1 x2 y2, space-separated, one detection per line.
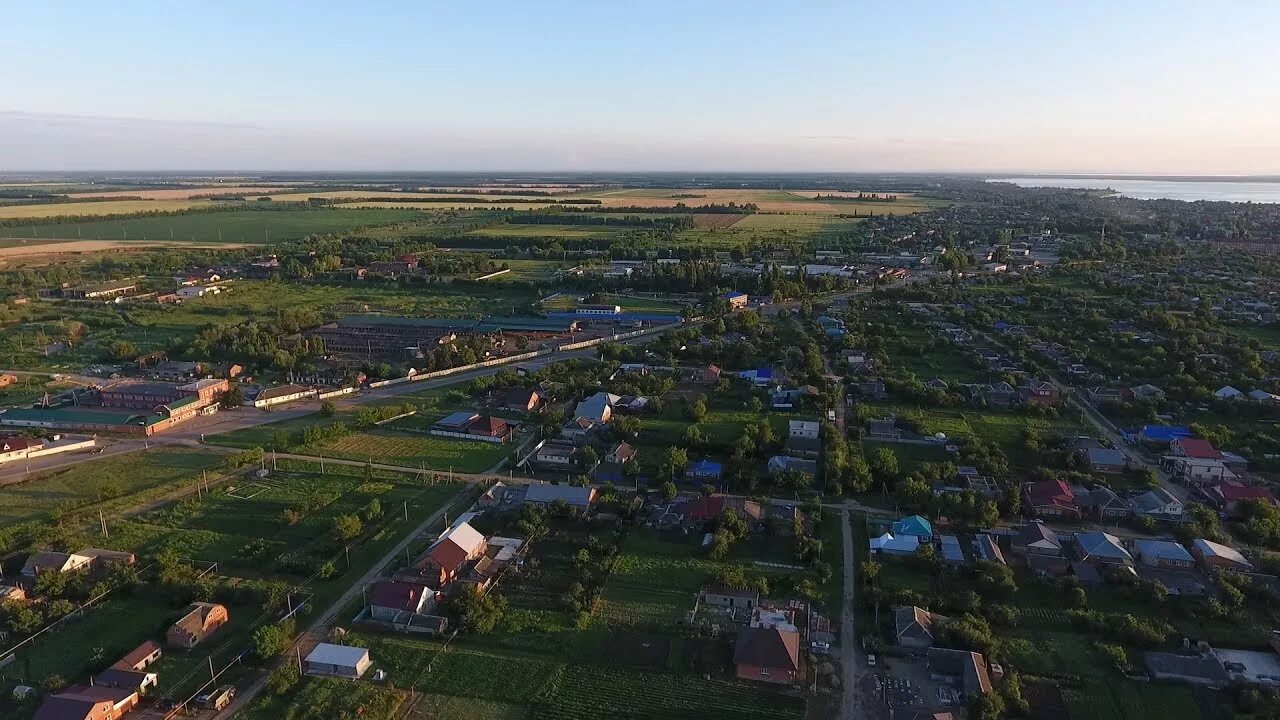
304 643 372 679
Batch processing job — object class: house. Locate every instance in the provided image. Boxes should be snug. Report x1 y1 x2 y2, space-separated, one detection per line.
535 441 578 467
605 441 636 465
415 523 487 587
524 484 598 512
939 535 966 564
857 380 887 400
702 586 759 609
1079 485 1130 522
559 417 600 444
678 495 764 524
1132 539 1194 569
33 693 117 720
1022 479 1081 519
1130 487 1185 523
1170 438 1222 460
1206 481 1278 517
1215 386 1245 401
113 641 162 672
1191 538 1253 572
894 606 946 648
734 626 801 685
0 584 26 602
573 392 617 423
768 455 817 477
429 411 514 444
1081 447 1128 473
304 643 372 679
252 384 316 408
1074 531 1133 566
973 535 1006 565
723 291 749 309
738 368 775 387
890 515 934 541
497 387 545 413
869 533 922 556
21 550 94 578
1013 521 1062 556
867 418 901 440
1163 456 1230 485
687 364 722 384
788 419 820 439
685 459 724 482
928 647 994 698
167 602 228 649
1249 389 1280 404
1127 384 1166 401
94 665 158 696
1020 380 1061 406
370 580 437 622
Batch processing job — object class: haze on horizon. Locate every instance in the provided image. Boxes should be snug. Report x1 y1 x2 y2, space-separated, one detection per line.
4 0 1279 175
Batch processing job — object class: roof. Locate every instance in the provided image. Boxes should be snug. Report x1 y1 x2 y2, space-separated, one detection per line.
466 415 511 436
171 602 224 636
1016 522 1061 549
928 647 992 695
1131 488 1180 513
305 642 370 668
1216 482 1277 503
114 641 162 670
890 515 933 538
704 585 760 599
1075 531 1133 562
788 419 819 433
426 523 486 572
1175 438 1222 459
337 315 477 331
974 534 1005 564
608 441 636 460
537 442 577 459
1085 447 1128 466
256 384 312 401
0 436 41 452
894 606 943 641
435 411 479 428
733 626 800 672
869 533 922 553
574 392 616 422
939 535 965 562
1134 539 1193 563
370 580 432 611
33 695 113 720
1139 425 1193 442
686 459 723 476
1193 539 1251 567
525 484 596 507
0 407 153 427
768 455 818 475
1024 479 1077 510
94 668 151 689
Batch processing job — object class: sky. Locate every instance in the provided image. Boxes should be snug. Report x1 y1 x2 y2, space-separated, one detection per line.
4 0 1280 174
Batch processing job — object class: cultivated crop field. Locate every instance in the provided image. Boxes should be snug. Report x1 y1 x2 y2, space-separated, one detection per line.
299 428 511 473
0 207 423 242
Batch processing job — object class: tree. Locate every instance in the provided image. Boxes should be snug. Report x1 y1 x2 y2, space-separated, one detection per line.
579 445 599 469
108 340 137 360
970 689 1006 720
320 399 337 417
446 589 507 634
686 396 708 423
332 514 362 541
663 446 689 481
661 481 678 502
219 384 244 409
251 618 295 659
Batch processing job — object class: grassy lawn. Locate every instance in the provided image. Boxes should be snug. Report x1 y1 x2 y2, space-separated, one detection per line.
0 447 224 525
539 292 684 313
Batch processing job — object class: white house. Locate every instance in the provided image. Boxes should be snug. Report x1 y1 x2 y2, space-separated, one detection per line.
534 441 577 467
788 420 820 440
868 533 921 556
1215 386 1245 400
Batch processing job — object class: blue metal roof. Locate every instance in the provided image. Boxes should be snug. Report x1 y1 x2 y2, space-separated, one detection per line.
686 459 723 476
891 515 933 538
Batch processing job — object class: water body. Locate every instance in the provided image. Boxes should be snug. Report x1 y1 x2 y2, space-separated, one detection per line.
988 177 1280 204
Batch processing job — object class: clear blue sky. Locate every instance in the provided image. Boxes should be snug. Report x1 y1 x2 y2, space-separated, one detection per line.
4 0 1278 173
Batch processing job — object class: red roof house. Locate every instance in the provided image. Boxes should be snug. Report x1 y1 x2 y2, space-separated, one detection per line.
734 626 801 685
1022 479 1081 519
1171 438 1222 460
1209 481 1278 517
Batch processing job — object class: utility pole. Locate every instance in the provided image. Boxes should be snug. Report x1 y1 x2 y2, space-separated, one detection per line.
100 511 108 537
403 500 408 521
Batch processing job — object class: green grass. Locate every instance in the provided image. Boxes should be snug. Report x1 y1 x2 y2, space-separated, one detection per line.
409 694 529 720
299 428 511 473
0 207 423 242
244 676 407 720
539 292 685 313
0 447 224 525
466 224 616 238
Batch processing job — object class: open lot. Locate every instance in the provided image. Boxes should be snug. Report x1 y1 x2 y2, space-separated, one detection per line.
0 207 422 242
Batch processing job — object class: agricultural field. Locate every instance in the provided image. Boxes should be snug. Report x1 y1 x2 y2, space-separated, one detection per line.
483 259 570 282
66 186 300 200
297 428 512 473
465 224 617 238
0 207 423 242
539 292 685 313
0 447 224 526
594 529 716 629
0 199 217 220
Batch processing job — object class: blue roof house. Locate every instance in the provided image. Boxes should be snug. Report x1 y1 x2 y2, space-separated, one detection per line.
685 459 724 481
738 368 774 387
890 515 933 541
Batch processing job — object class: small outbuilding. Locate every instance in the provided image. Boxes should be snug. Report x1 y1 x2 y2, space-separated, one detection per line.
304 643 372 679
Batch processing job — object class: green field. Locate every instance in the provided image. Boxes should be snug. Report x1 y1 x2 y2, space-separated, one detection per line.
466 224 616 238
299 428 512 473
539 292 685 313
0 207 424 242
0 447 224 526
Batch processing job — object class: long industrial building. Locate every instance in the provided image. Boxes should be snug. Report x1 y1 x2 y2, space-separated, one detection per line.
305 315 580 357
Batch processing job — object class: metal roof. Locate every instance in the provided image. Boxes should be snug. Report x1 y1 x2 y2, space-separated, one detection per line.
305 643 369 668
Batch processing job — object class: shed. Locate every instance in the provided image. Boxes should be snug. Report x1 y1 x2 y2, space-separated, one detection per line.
304 643 372 679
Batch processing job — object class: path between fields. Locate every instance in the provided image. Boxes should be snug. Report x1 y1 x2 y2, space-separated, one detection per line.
217 486 472 719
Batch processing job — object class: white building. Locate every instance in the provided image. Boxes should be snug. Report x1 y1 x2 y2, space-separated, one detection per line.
788 420 820 439
304 643 372 679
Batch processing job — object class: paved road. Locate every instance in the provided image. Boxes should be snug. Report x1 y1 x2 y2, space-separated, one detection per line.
839 508 865 720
